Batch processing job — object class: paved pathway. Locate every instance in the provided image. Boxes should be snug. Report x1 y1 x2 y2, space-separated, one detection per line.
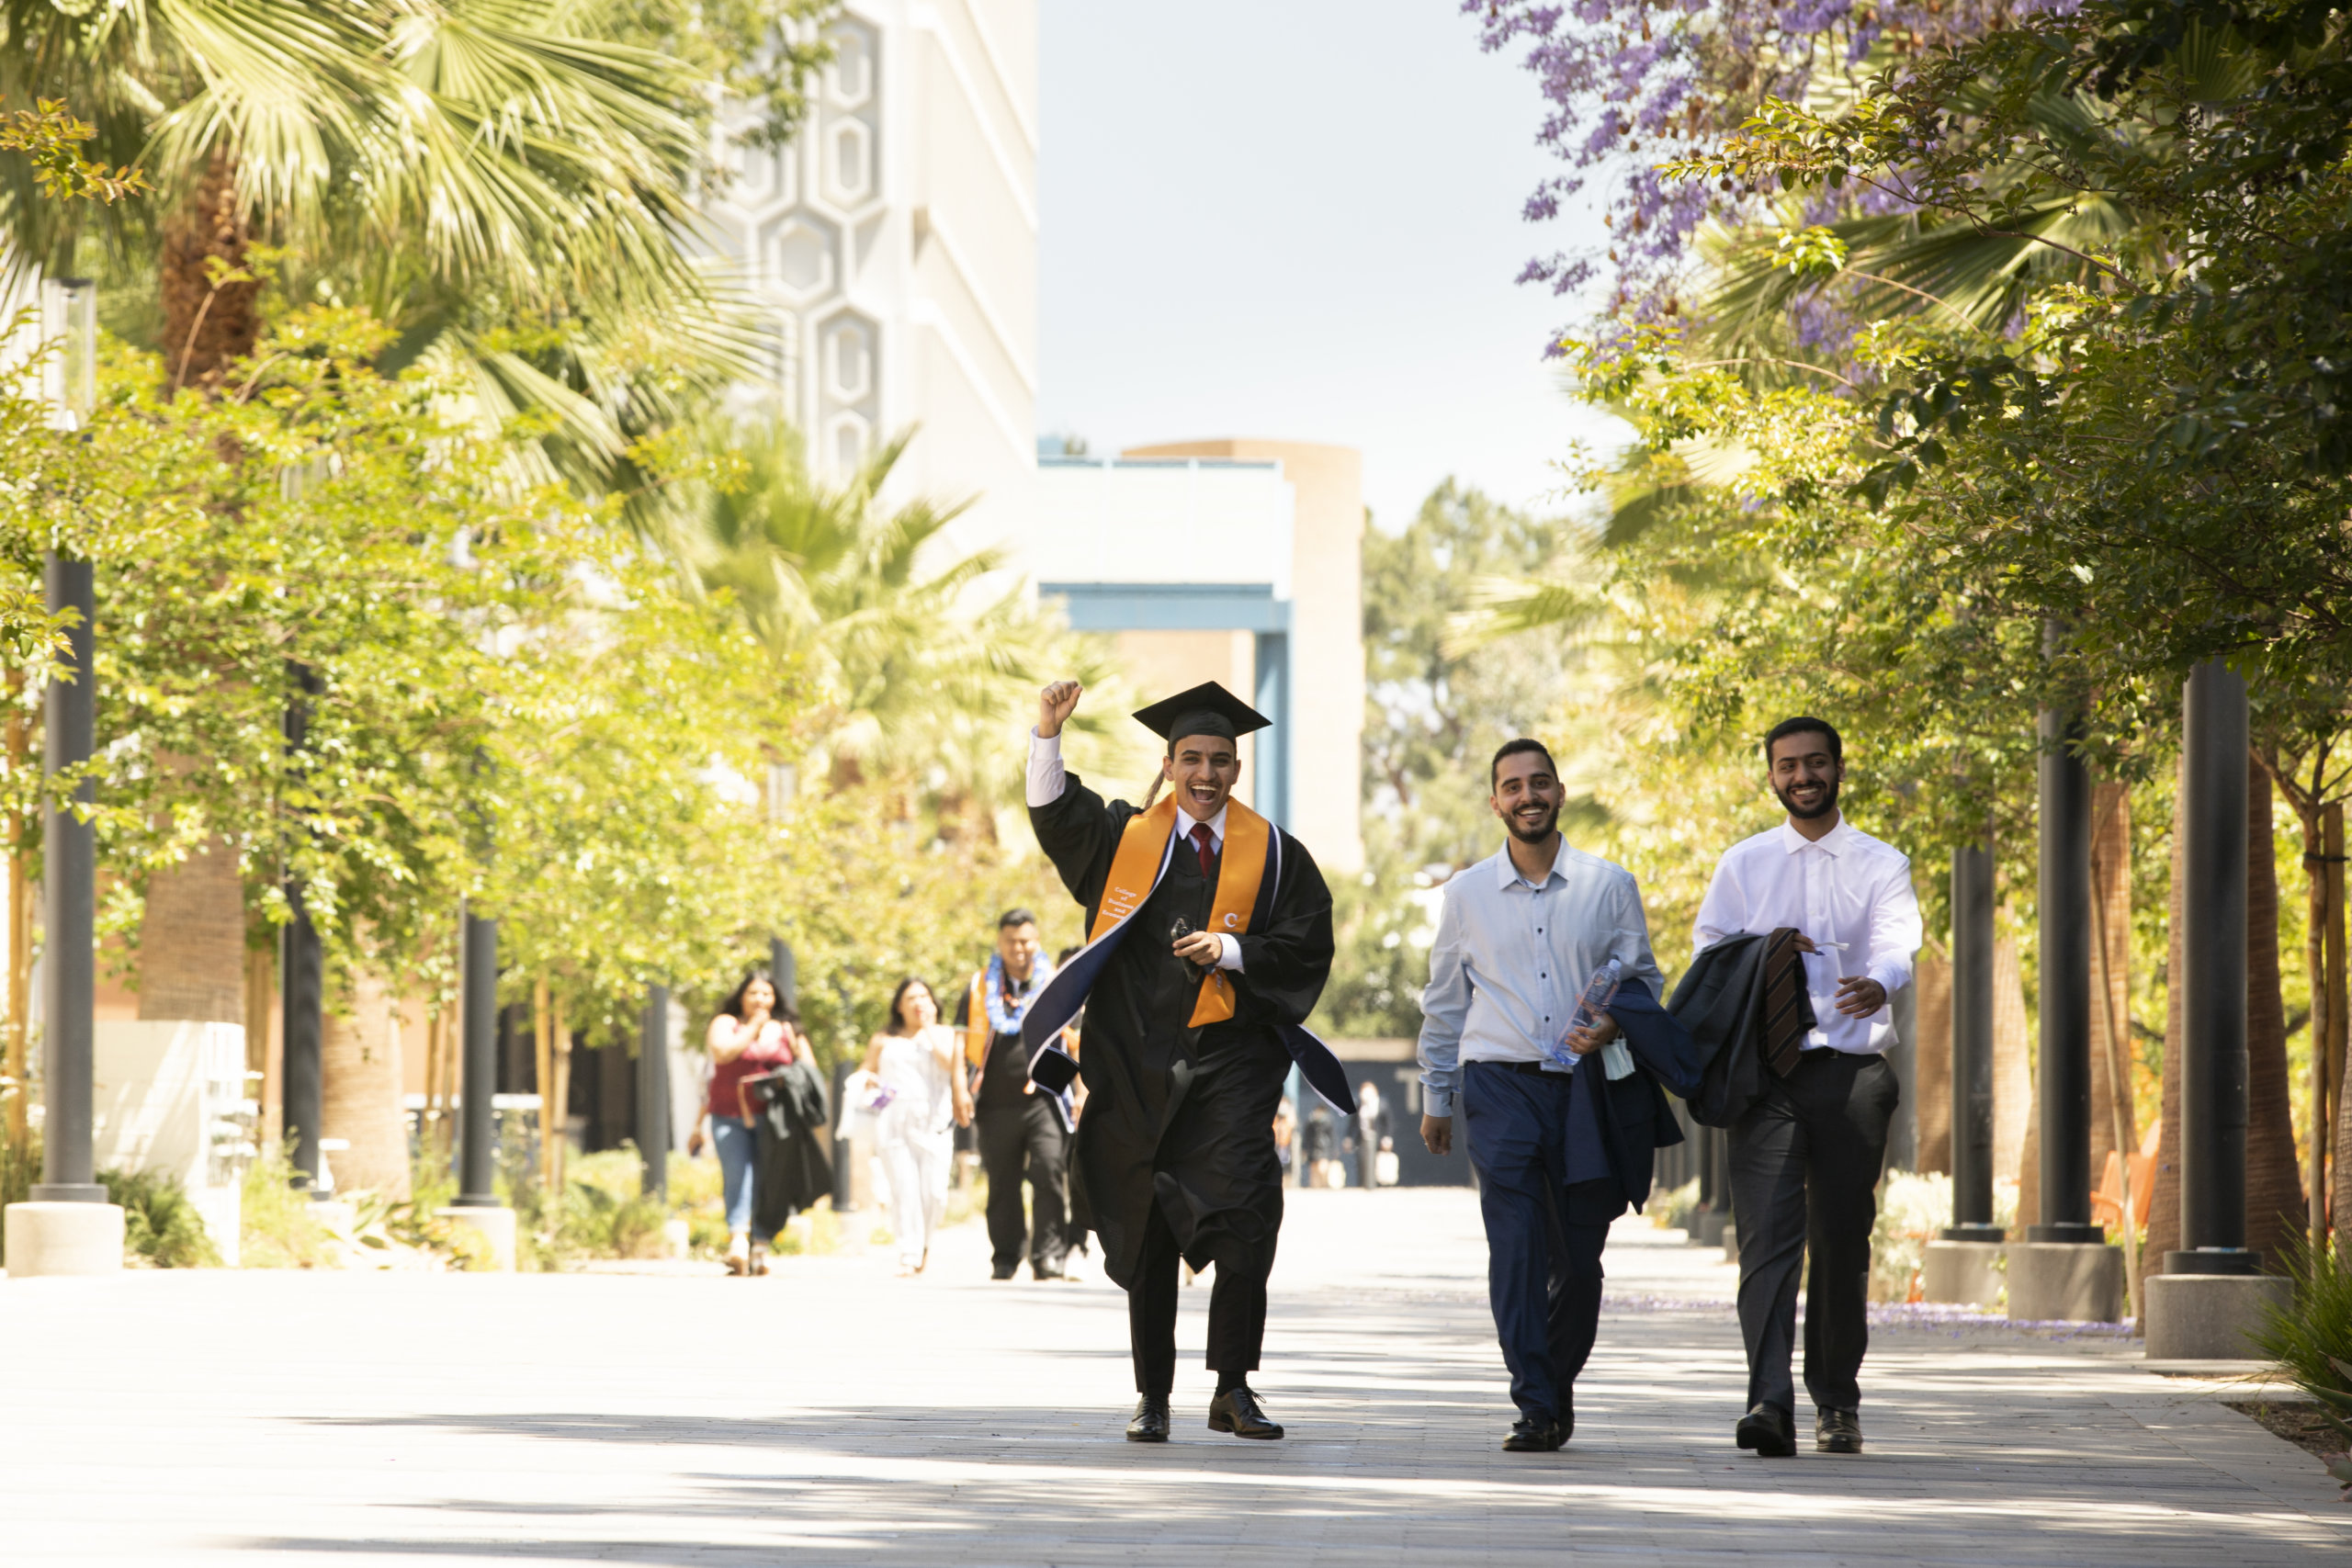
2 1187 2344 1565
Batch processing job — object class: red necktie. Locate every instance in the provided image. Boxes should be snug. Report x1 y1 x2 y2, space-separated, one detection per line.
1189 822 1216 877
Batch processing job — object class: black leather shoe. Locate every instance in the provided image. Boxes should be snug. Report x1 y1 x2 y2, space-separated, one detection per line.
1816 1407 1863 1454
1736 1403 1797 1458
1502 1415 1565 1451
1125 1395 1170 1442
990 1266 1017 1280
1206 1384 1284 1439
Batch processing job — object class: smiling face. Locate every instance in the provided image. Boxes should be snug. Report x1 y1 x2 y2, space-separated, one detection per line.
1768 730 1844 821
997 920 1041 982
1162 732 1242 821
1489 749 1564 845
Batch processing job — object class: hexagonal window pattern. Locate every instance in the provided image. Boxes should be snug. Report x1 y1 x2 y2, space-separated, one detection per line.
823 315 874 403
825 118 874 208
827 22 876 108
761 214 839 303
827 411 872 476
719 123 795 211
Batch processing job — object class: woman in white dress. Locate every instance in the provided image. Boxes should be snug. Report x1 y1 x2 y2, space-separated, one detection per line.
858 977 966 1275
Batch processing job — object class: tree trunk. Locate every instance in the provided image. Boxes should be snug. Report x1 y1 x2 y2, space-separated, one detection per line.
1915 945 1953 1174
2089 783 2135 1170
142 146 265 1019
2001 932 2038 1230
2246 754 2306 1269
321 967 411 1199
159 149 262 396
136 840 246 1023
2143 754 2188 1303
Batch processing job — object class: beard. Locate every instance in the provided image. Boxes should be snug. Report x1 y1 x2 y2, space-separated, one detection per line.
1504 798 1560 844
1773 775 1841 820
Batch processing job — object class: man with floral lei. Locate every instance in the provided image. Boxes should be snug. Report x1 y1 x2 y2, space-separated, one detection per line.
955 908 1074 1281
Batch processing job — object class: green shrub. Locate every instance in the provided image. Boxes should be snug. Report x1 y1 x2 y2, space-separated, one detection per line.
98 1167 222 1269
2255 1237 2352 1446
0 1129 37 1265
240 1146 342 1269
1650 1177 1700 1234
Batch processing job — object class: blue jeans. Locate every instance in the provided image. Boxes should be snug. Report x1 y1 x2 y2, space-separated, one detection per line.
712 1115 765 1242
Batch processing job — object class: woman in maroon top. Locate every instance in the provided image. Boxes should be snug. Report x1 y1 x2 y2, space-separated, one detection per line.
707 970 797 1275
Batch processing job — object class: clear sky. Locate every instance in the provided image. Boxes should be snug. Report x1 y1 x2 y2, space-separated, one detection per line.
1036 0 1622 531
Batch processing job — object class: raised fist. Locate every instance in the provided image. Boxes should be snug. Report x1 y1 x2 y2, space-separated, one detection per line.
1038 680 1083 739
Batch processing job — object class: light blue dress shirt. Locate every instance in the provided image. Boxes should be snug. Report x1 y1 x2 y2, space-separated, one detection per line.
1415 838 1666 1118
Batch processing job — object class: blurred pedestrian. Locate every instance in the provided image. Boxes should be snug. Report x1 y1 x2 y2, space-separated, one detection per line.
1272 1100 1296 1180
707 970 797 1276
1056 943 1094 1268
1353 1081 1394 1188
1302 1101 1340 1188
859 977 963 1276
956 909 1071 1280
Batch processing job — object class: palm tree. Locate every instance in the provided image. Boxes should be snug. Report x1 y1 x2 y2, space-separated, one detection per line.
690 420 1125 820
0 0 795 1065
3 0 766 491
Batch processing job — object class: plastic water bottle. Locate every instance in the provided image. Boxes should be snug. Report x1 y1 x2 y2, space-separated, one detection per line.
1546 957 1622 1070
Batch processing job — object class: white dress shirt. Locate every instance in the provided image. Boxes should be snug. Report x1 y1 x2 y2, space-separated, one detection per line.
1690 815 1922 1055
1027 728 1242 971
1415 837 1666 1117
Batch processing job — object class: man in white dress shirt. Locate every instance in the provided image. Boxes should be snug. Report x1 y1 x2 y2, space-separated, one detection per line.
1418 739 1679 1452
1694 716 1922 1459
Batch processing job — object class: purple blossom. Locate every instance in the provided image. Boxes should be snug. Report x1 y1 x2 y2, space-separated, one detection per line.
1463 0 2030 337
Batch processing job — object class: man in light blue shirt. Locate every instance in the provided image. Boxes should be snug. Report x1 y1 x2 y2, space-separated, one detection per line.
1417 739 1677 1452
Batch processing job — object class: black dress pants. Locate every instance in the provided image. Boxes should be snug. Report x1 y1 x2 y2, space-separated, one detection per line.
1727 1050 1898 1416
1129 1201 1268 1395
978 1094 1069 1275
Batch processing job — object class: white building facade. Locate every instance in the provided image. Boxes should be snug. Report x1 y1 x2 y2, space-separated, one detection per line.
698 1 1039 555
696 4 1366 875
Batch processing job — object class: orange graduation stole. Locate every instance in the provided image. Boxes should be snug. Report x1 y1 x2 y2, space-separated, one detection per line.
964 972 991 1071
1091 795 1272 1027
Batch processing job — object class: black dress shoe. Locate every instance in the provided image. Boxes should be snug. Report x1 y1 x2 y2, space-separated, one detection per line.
1736 1403 1797 1458
990 1265 1018 1280
1206 1384 1284 1439
1816 1407 1863 1453
1126 1395 1170 1442
1502 1415 1565 1452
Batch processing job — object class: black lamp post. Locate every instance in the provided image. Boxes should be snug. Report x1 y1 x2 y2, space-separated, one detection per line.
2171 660 2259 1274
1944 840 2003 1242
451 905 500 1206
29 280 103 1208
279 660 326 1193
639 982 670 1200
2031 699 2104 1246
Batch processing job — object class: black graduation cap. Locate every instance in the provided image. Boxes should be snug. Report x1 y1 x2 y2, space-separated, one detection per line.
1131 681 1271 749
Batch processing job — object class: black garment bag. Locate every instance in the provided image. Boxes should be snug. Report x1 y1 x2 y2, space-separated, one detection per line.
742 1059 835 1236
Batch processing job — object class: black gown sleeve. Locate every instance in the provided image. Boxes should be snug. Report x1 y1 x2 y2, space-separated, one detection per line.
1231 830 1334 1030
1027 770 1133 919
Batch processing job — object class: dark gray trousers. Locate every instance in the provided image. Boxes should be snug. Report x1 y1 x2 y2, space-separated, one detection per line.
1727 1050 1898 1417
978 1094 1069 1275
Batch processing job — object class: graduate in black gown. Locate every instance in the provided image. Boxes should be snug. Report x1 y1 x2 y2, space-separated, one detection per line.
1023 677 1335 1442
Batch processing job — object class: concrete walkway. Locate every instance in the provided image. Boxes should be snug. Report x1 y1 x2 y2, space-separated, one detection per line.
1 1187 2343 1565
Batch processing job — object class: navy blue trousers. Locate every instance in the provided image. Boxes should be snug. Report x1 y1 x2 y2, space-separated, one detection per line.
1463 1061 1624 1423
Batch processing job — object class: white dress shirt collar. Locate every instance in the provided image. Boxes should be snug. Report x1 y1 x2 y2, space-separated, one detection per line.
1778 814 1853 857
1175 801 1228 849
1494 834 1574 890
